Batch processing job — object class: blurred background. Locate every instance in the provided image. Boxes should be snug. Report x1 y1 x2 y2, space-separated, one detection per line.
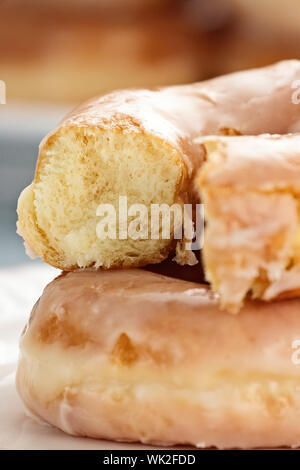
1 0 300 266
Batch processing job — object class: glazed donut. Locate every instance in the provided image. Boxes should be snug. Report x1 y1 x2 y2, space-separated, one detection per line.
195 133 300 313
17 60 300 272
17 269 300 448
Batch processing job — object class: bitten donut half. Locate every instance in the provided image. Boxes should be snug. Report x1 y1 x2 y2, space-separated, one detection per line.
17 269 300 449
17 60 300 271
196 134 300 313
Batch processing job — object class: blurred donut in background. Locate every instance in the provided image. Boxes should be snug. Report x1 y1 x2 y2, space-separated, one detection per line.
206 0 300 76
0 0 212 103
227 0 300 35
0 0 300 103
182 0 300 77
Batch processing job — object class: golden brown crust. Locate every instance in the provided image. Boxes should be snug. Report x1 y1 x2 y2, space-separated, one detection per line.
16 269 300 448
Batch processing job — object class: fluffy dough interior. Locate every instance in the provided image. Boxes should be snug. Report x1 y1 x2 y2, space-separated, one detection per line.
20 127 184 269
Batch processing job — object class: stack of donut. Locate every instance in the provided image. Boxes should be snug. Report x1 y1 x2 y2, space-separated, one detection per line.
17 60 300 448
